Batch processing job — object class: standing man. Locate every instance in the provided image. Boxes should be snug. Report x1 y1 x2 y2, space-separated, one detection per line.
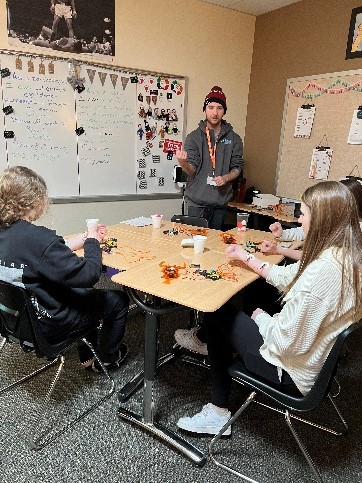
175 86 243 230
50 1 77 40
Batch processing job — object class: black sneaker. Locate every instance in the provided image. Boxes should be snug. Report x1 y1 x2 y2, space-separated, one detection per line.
91 343 129 373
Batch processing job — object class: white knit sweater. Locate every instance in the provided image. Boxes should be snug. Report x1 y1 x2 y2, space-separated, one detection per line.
254 247 361 395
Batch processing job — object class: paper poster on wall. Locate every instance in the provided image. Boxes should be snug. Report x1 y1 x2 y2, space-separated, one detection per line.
309 148 333 180
7 0 115 57
294 106 316 138
347 109 362 144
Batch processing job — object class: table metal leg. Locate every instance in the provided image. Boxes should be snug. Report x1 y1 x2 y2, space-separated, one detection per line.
117 292 206 466
118 350 176 402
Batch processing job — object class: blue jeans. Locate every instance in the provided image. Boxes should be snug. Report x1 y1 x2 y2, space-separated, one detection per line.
187 205 226 230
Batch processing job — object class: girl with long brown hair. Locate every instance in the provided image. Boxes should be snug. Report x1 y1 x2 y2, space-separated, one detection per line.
177 181 362 435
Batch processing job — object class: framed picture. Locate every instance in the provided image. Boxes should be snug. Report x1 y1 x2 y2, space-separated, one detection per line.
7 0 115 57
346 6 362 59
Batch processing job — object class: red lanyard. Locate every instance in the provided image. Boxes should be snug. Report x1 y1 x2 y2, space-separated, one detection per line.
206 127 217 176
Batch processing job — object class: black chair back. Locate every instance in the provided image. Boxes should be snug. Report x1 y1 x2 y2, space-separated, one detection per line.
171 214 208 228
0 281 73 360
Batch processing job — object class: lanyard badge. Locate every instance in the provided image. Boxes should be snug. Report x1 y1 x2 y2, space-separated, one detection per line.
206 126 217 177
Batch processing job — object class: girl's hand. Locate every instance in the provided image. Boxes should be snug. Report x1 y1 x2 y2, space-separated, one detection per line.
225 244 249 263
269 222 283 238
87 223 102 242
251 308 265 320
97 224 107 240
260 240 278 255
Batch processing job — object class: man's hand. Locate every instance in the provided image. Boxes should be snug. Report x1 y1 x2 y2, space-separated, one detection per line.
176 149 188 168
214 175 229 187
50 4 55 14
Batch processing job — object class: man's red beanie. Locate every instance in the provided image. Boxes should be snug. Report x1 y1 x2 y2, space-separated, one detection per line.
203 86 227 113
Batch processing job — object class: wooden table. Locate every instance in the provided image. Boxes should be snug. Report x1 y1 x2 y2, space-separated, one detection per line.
84 222 294 465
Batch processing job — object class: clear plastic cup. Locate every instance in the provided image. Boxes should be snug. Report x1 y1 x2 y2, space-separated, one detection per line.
237 212 249 233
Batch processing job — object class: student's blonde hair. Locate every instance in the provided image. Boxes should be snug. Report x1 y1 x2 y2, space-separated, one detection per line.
285 181 362 319
0 166 48 225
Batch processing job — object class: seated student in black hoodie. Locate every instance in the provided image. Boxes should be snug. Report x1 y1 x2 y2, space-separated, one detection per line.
0 166 129 372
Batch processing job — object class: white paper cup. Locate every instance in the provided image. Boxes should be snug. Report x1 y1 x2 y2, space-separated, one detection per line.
193 235 207 254
86 218 99 229
237 212 249 232
151 214 163 229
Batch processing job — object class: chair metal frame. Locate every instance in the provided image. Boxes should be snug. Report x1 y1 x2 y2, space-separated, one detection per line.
0 281 115 450
209 319 362 483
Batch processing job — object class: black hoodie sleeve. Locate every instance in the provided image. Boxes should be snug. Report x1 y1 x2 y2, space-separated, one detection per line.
37 237 102 288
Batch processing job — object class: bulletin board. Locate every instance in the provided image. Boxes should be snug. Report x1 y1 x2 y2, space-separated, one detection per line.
0 50 187 199
275 69 362 200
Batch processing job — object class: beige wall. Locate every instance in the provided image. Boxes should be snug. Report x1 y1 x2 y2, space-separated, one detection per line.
244 0 362 193
0 0 255 233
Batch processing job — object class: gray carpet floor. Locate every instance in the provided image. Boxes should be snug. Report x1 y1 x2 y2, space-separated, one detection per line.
1 275 362 483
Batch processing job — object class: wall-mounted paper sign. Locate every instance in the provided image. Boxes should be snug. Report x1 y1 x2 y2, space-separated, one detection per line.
347 109 362 144
309 147 333 180
294 106 316 138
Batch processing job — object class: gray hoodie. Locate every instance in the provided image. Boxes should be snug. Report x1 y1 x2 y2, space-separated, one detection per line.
184 119 243 207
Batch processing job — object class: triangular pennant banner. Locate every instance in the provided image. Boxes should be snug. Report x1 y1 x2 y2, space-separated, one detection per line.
121 76 129 90
110 74 118 88
98 72 107 86
87 69 96 83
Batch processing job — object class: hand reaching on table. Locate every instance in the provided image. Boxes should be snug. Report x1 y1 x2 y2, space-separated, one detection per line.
97 224 107 241
225 244 273 279
260 240 279 255
87 223 102 242
225 244 249 263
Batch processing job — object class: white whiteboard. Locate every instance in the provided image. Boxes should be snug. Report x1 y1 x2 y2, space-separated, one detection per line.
1 54 79 197
77 65 137 196
0 51 186 199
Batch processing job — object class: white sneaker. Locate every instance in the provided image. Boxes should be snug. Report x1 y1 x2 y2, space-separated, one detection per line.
177 403 231 435
174 327 208 356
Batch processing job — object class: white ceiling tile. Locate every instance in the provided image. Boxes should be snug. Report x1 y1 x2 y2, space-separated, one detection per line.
198 0 303 16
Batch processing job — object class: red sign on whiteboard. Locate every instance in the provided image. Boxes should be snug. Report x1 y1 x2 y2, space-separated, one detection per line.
163 139 182 154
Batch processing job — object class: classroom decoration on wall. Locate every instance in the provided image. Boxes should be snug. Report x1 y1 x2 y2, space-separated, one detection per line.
7 0 116 58
347 107 362 144
293 105 316 138
0 50 186 198
276 69 362 199
308 146 333 180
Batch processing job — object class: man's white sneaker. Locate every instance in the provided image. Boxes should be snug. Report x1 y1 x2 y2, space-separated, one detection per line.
177 403 231 435
174 327 208 356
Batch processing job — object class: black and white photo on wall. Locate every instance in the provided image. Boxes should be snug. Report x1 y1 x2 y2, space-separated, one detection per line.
346 6 362 59
6 0 115 57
